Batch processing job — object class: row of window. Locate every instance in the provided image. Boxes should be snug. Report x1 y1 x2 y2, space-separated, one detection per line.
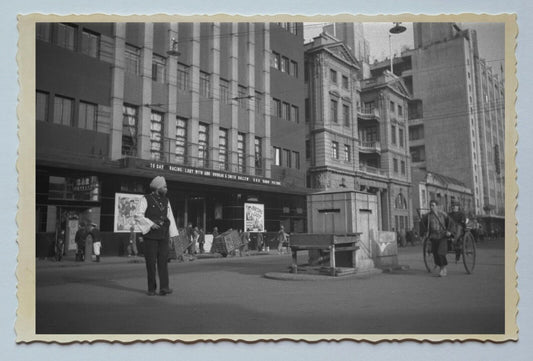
393 158 407 176
271 52 299 78
331 141 352 162
271 98 299 122
329 69 351 90
37 23 100 59
272 147 301 169
391 125 406 147
276 22 299 35
389 100 403 117
37 91 98 130
330 98 351 126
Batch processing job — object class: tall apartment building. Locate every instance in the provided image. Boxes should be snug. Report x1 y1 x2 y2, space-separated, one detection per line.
35 22 307 255
304 32 412 232
371 23 505 228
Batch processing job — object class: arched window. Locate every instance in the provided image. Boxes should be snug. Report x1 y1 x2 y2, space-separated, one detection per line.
395 193 407 209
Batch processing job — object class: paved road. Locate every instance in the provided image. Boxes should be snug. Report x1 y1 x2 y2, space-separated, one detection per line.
36 239 505 335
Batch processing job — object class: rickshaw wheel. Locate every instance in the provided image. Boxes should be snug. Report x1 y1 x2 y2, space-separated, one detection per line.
462 231 476 274
422 237 435 273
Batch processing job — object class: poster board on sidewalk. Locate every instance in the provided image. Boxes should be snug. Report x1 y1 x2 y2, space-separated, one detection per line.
244 203 264 232
114 193 144 233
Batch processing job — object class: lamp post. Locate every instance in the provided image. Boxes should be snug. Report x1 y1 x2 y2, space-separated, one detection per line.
388 22 406 74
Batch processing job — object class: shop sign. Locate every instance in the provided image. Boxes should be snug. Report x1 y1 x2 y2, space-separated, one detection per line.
142 161 282 187
244 203 265 232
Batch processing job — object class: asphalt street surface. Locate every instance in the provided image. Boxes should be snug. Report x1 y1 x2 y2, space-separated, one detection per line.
36 239 505 335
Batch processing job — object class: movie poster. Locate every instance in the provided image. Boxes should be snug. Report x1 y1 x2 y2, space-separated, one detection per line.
244 203 264 232
114 193 144 233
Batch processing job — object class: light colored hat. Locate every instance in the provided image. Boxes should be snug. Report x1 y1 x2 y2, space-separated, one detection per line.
150 176 167 190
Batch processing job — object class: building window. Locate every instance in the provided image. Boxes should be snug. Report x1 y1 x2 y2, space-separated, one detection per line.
54 23 76 50
410 146 425 162
330 69 337 84
289 23 298 35
177 63 190 90
344 144 351 162
36 23 51 42
395 193 408 209
273 146 281 166
390 100 395 113
332 141 339 160
200 72 211 98
78 101 97 130
255 137 262 174
175 117 187 164
283 102 291 120
237 132 246 173
125 44 141 75
305 98 310 122
284 149 292 168
343 104 350 126
272 52 280 70
150 112 164 161
291 105 299 123
219 78 230 104
391 125 397 145
363 101 375 114
409 125 424 140
331 99 338 123
81 30 99 58
218 128 228 170
399 127 404 147
398 104 403 116
342 75 349 89
401 160 406 175
272 98 282 118
198 123 209 168
122 104 138 156
53 95 73 126
290 60 298 77
36 91 49 122
281 56 289 73
255 92 263 113
293 151 300 169
305 140 311 160
393 158 398 173
152 54 166 83
238 85 247 108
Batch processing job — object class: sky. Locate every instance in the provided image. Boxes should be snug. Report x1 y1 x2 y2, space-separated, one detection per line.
304 22 505 77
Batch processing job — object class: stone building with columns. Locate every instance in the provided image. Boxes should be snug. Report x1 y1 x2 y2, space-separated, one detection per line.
35 22 307 256
304 32 413 233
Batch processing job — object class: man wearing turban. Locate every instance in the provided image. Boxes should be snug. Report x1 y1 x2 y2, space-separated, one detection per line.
136 176 179 296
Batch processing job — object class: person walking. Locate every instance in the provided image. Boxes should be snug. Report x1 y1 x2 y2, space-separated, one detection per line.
423 200 453 277
136 176 179 296
88 223 102 262
448 201 467 261
74 223 87 261
277 225 289 254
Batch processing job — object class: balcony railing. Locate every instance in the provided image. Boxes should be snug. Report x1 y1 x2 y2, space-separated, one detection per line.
357 107 380 120
359 164 387 176
359 141 381 153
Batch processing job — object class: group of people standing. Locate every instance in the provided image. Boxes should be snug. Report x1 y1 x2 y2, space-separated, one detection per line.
74 222 102 262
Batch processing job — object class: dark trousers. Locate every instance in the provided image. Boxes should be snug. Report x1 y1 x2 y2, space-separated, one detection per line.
431 237 448 267
143 237 170 292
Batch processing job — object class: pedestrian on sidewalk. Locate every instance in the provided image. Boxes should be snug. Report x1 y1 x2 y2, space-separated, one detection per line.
423 200 453 277
127 225 139 257
74 223 88 261
277 225 289 254
136 176 179 296
88 223 102 262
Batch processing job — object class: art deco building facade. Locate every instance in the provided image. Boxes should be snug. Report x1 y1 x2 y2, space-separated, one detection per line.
304 32 413 232
35 22 307 255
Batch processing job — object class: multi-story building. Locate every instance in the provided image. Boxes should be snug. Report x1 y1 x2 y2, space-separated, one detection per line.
35 22 307 255
370 22 505 231
304 31 412 232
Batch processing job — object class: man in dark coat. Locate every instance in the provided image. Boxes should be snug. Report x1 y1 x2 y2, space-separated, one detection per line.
422 200 453 277
136 176 179 296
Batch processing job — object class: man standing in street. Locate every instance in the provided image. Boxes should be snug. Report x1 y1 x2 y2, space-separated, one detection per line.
88 223 102 262
136 176 179 296
449 201 467 261
423 200 453 277
277 225 289 254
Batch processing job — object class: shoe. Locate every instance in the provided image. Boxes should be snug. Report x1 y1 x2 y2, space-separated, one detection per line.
159 288 173 296
439 268 447 277
146 291 156 296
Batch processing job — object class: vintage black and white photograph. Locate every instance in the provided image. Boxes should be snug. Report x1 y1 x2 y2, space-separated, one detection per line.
20 15 516 342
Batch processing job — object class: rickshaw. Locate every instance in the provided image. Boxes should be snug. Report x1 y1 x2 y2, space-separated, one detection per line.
418 209 477 274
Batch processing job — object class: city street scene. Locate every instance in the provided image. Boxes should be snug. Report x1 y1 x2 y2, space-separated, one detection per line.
32 19 508 339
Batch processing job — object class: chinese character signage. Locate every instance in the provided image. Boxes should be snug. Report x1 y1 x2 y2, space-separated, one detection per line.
114 193 144 233
244 203 265 232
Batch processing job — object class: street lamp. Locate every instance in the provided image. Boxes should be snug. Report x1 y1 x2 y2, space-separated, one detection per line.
389 22 406 74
